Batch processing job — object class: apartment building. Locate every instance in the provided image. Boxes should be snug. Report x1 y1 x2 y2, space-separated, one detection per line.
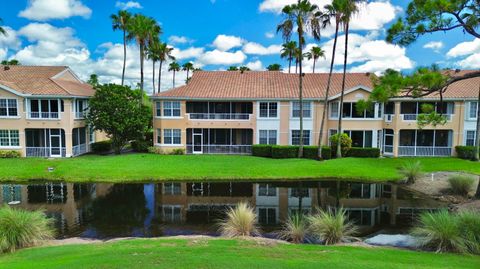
0 65 103 157
152 70 478 157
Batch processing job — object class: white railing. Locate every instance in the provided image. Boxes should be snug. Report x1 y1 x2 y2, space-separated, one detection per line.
28 112 60 119
402 114 453 122
72 143 89 156
186 144 252 154
384 114 394 122
26 147 66 157
188 113 251 120
75 112 85 119
398 146 452 157
383 145 394 154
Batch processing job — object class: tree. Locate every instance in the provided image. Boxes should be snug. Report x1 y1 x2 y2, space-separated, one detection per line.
305 46 325 73
280 41 297 73
86 84 151 154
267 63 282 71
146 39 161 93
239 66 250 72
1 59 20 65
227 66 239 71
127 14 162 94
168 61 181 88
156 42 175 93
111 10 132 86
87 74 100 88
182 62 194 81
0 18 6 36
277 0 322 158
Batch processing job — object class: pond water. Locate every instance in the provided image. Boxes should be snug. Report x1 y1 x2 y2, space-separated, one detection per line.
0 181 447 239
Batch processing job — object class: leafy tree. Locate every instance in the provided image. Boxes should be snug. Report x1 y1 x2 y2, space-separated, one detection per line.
227 66 239 71
111 10 132 86
182 62 194 81
1 59 20 65
87 74 100 87
305 46 325 73
267 63 282 71
156 42 175 93
168 61 181 88
0 18 6 36
239 66 250 72
86 84 152 154
280 41 297 73
277 0 322 158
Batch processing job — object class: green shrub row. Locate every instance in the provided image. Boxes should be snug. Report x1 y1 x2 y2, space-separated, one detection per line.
91 140 112 153
252 145 331 160
347 147 380 158
455 146 478 160
0 150 21 158
131 140 151 152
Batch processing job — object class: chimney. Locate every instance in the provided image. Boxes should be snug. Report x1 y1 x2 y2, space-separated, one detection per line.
3 66 10 71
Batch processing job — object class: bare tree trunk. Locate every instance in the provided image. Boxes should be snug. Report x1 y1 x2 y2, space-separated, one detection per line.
318 22 340 160
336 23 350 158
475 84 480 161
173 70 176 88
139 44 144 95
312 59 316 73
152 61 156 94
121 30 127 86
298 33 304 158
288 58 292 73
158 60 163 93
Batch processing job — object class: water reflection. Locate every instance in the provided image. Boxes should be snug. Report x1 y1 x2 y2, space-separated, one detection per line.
0 181 446 239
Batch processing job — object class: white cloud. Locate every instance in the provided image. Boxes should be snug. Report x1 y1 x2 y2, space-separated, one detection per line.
0 27 22 50
212 34 245 51
18 23 83 47
115 1 143 10
243 42 282 55
169 35 192 44
423 41 444 53
447 39 480 58
246 60 263 71
197 49 247 65
456 53 480 69
265 32 275 39
19 0 92 21
172 47 205 60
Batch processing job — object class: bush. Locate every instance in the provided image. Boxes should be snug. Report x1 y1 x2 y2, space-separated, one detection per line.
346 147 380 158
219 202 259 237
271 145 299 159
278 213 308 243
303 146 332 160
148 146 163 154
329 134 352 157
399 161 423 184
456 146 478 160
252 144 273 157
131 139 151 153
448 175 475 196
0 207 54 253
0 150 21 158
457 211 480 254
307 208 358 245
169 148 185 155
91 140 112 153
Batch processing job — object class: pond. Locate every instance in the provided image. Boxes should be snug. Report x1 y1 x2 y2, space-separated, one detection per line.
0 181 447 239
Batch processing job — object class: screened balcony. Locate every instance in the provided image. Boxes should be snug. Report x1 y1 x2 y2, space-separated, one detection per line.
186 128 253 154
400 102 454 121
25 129 66 157
186 102 253 120
398 130 453 156
27 99 64 119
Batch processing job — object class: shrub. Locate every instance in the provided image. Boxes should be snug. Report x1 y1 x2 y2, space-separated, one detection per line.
303 146 331 160
278 213 308 243
411 210 468 253
346 147 380 158
131 139 151 152
455 146 478 160
0 207 54 253
219 202 259 237
91 140 112 153
0 150 21 158
399 161 423 184
329 134 352 157
448 175 475 196
148 146 163 154
457 211 480 254
169 148 185 155
252 144 273 157
307 208 358 245
271 145 299 159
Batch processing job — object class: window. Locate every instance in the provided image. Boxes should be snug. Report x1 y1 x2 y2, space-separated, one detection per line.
156 129 162 144
88 126 95 144
161 206 182 223
259 130 277 145
0 99 18 117
259 102 278 118
163 183 181 195
329 102 339 118
349 183 372 199
347 209 374 226
470 102 478 119
155 101 161 117
163 101 181 117
344 130 373 148
292 101 311 118
291 130 310 145
0 130 19 147
29 99 62 119
342 102 375 119
466 131 476 146
258 184 276 196
290 188 309 198
74 99 88 118
163 129 181 145
258 208 276 225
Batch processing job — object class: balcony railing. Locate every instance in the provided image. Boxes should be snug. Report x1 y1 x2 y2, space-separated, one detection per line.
26 147 66 157
75 112 86 119
72 143 89 156
28 112 60 119
186 144 252 154
384 114 394 122
402 114 452 121
188 113 251 120
398 146 452 157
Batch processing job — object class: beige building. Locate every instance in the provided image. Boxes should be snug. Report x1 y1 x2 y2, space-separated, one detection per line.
0 65 102 157
152 70 478 157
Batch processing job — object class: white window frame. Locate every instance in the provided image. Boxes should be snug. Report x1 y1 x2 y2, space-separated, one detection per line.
258 130 277 145
161 205 182 223
163 183 182 195
27 99 62 120
258 184 277 197
88 125 95 144
257 207 278 225
291 101 312 119
163 129 182 145
465 130 476 146
74 99 88 119
343 130 374 148
341 102 376 119
258 102 278 119
0 129 20 148
0 98 19 118
155 101 162 117
291 130 310 145
329 101 339 119
469 102 478 120
163 101 181 118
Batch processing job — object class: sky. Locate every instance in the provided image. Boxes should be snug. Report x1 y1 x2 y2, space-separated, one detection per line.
0 0 478 93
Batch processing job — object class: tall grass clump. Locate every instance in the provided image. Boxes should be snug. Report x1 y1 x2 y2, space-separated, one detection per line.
448 175 475 196
400 161 423 184
0 206 54 253
278 213 308 243
307 208 357 245
219 202 259 237
457 211 480 254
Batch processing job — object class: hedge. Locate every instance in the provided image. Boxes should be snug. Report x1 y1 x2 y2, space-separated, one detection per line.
271 145 299 159
252 145 273 157
303 146 332 160
0 150 21 158
91 140 112 153
347 147 380 158
131 140 151 152
456 146 478 160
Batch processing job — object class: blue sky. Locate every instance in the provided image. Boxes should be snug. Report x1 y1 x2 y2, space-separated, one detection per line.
0 0 478 92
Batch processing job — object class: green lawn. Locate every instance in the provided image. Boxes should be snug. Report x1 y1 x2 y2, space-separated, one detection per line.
0 238 479 269
0 154 478 183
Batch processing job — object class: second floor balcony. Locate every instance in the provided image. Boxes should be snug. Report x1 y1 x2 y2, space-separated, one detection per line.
27 99 63 120
186 101 253 121
400 101 455 122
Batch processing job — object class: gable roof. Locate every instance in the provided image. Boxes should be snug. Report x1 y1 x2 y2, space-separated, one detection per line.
155 71 374 100
0 65 95 97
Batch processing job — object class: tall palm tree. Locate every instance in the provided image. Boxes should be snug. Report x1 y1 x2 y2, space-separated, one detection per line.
127 14 162 94
157 42 175 93
182 62 194 81
305 46 325 73
147 39 161 93
111 10 132 86
267 64 282 71
277 0 322 158
239 66 250 72
280 41 297 73
168 61 181 88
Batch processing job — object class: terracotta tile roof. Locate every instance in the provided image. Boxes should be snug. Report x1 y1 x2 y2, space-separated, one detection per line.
0 65 94 97
155 71 374 100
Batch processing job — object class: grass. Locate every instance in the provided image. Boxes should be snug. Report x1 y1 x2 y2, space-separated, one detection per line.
0 238 479 269
219 202 259 237
0 154 479 183
448 175 476 196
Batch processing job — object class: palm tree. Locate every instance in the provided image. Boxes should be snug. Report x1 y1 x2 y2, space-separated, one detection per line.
227 66 239 71
267 64 282 71
239 66 250 72
111 10 132 86
156 42 175 93
280 41 297 73
127 14 162 94
182 62 194 81
305 46 325 73
1 59 20 65
168 61 181 88
277 0 322 158
146 39 161 93
0 18 7 37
